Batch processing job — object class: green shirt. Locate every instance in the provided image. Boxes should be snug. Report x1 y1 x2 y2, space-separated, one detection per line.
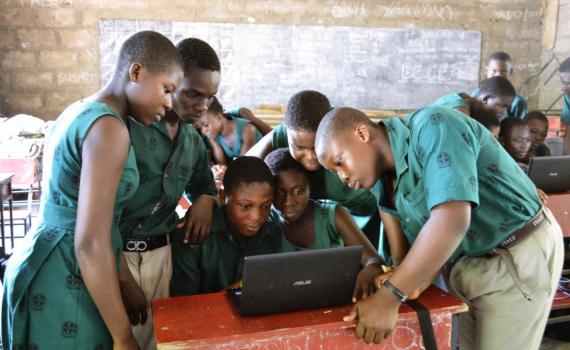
272 123 377 218
379 106 540 261
433 92 469 110
120 120 217 239
562 94 570 125
171 206 282 295
279 200 343 252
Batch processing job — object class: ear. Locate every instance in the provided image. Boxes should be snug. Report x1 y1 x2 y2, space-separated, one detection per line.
481 94 491 105
128 62 143 82
354 124 371 143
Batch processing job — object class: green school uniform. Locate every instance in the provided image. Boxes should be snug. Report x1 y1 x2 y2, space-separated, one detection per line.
433 92 469 110
271 123 379 238
215 117 262 160
378 105 540 262
119 121 217 239
2 101 139 349
279 200 344 252
471 88 528 118
562 94 570 125
171 207 282 295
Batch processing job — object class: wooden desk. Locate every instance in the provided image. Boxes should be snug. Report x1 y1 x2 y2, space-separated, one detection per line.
0 173 14 256
546 191 570 237
153 286 467 349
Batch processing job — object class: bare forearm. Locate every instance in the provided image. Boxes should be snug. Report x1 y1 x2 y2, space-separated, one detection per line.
77 243 132 343
208 138 227 165
239 108 272 135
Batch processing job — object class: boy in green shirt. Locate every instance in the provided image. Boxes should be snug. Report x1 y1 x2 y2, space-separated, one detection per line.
171 156 282 295
118 38 220 349
315 105 564 349
246 90 380 248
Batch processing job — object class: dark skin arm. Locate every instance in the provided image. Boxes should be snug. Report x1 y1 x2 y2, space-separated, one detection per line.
245 130 274 159
333 206 383 301
178 194 218 245
344 201 471 344
74 117 140 349
239 123 258 156
238 107 272 135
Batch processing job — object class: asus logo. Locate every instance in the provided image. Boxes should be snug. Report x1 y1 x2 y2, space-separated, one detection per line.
549 172 558 176
293 280 312 286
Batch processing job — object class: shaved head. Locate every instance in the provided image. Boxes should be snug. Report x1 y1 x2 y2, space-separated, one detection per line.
315 107 375 156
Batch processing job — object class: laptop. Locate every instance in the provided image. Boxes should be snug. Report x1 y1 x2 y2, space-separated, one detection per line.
527 156 570 193
227 246 363 316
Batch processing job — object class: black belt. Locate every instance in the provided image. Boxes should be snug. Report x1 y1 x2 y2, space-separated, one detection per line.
123 234 169 252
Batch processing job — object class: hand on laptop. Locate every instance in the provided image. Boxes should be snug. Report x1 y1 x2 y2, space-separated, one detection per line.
352 264 382 302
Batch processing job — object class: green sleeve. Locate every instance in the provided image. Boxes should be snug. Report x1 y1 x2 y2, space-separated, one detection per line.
184 136 217 201
171 230 202 296
272 123 289 148
411 108 481 211
224 107 241 119
562 95 570 125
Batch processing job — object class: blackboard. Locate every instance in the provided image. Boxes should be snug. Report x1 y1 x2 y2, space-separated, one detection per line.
99 19 481 110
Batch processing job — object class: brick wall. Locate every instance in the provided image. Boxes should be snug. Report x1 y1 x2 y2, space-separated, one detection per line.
0 0 546 120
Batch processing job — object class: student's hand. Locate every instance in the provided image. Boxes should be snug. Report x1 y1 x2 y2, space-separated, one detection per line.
113 335 141 350
178 195 217 245
536 188 548 204
352 264 382 302
119 278 148 326
343 288 401 344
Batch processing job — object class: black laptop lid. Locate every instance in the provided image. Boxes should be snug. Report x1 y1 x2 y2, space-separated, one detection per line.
238 246 363 316
527 156 570 193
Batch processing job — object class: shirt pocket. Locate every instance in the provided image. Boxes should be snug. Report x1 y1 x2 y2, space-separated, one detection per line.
397 178 429 234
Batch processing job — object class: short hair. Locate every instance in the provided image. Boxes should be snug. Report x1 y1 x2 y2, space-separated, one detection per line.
284 90 332 131
176 38 221 75
477 76 516 99
499 116 527 138
487 51 512 64
471 108 499 129
560 57 570 73
315 107 374 153
264 148 308 177
223 156 274 195
525 111 548 125
115 31 183 78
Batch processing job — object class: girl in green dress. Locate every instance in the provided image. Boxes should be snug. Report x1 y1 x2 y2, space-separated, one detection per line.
1 31 183 350
264 148 382 301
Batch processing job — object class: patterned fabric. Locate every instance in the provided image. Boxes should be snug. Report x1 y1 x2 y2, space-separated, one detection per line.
379 105 540 261
433 92 470 110
170 206 282 295
119 121 216 239
2 100 139 349
279 200 343 252
215 117 262 160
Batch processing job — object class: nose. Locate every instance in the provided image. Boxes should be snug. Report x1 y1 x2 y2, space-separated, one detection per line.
164 95 173 111
249 208 261 223
337 169 349 183
195 97 209 113
305 150 317 161
284 193 296 206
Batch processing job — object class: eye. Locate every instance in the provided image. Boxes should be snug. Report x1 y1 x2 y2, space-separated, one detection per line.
335 157 342 166
240 204 251 210
297 146 305 151
262 203 272 209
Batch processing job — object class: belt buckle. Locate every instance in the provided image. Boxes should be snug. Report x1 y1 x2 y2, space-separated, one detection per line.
125 239 148 252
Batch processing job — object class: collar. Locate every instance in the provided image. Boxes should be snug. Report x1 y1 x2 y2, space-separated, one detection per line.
380 117 410 188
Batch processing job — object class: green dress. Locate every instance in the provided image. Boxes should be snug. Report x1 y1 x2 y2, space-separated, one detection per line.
215 117 262 160
279 200 344 252
2 101 139 349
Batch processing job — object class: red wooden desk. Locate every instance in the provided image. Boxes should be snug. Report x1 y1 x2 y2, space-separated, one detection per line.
546 191 570 237
153 286 467 350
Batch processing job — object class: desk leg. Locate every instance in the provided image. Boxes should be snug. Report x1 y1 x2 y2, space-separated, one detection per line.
8 198 14 251
451 313 460 350
0 204 5 256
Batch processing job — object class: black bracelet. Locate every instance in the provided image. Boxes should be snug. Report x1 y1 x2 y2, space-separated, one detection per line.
381 279 408 303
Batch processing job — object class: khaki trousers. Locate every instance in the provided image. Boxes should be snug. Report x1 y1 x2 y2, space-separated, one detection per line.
125 244 172 350
445 208 564 350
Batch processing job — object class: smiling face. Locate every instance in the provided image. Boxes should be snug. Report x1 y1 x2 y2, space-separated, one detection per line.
527 119 548 149
126 64 183 126
286 127 321 171
317 125 381 191
502 125 531 161
486 59 512 78
224 182 274 238
273 169 310 222
172 68 220 124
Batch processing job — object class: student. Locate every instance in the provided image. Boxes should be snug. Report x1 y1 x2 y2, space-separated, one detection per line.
433 75 516 120
264 148 383 299
117 38 220 349
171 156 281 295
559 57 570 155
1 31 183 350
499 117 532 171
246 90 380 248
479 51 528 118
200 96 263 165
524 111 551 160
314 106 564 349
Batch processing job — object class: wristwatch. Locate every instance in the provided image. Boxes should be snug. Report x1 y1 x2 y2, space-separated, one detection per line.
381 279 408 303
